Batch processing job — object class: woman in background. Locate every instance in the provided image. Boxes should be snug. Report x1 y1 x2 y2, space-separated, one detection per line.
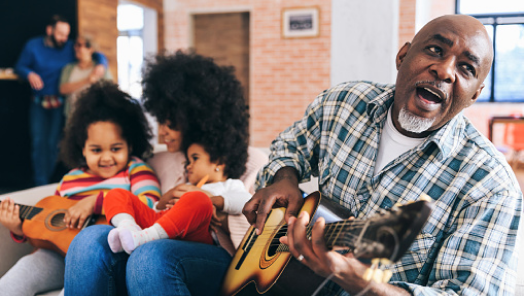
59 34 112 120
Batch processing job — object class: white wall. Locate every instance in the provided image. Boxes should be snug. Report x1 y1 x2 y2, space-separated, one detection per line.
331 0 399 86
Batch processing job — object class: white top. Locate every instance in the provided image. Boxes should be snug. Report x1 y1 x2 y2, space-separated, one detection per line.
201 179 252 215
374 107 425 175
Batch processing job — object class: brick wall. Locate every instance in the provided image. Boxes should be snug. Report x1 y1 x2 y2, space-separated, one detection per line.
163 0 518 147
399 0 417 47
164 0 331 147
77 0 164 82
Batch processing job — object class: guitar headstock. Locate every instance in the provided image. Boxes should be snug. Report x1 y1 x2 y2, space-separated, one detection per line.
332 199 432 262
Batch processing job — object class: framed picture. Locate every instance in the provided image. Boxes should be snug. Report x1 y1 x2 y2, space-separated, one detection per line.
282 7 320 39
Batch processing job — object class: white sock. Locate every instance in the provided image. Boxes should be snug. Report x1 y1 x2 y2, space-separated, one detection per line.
119 223 168 254
107 214 142 253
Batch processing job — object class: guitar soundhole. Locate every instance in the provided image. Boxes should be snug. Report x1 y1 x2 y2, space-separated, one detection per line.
45 210 67 231
51 213 66 227
267 227 287 256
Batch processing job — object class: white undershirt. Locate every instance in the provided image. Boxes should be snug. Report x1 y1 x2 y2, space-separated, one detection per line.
374 107 426 175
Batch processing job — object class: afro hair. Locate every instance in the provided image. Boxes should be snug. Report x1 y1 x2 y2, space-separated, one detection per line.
142 50 249 179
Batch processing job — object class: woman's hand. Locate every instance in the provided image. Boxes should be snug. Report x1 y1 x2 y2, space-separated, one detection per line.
64 195 97 229
158 184 212 210
171 184 211 198
88 65 105 83
0 198 24 236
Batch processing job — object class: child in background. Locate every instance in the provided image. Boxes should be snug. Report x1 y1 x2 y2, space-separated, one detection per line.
0 81 161 296
104 141 251 254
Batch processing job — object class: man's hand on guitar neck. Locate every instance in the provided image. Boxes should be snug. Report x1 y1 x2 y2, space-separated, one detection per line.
243 167 304 235
282 211 411 296
0 197 24 237
64 194 97 229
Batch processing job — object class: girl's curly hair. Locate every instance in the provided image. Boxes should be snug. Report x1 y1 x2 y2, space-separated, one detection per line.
142 50 249 179
61 81 153 168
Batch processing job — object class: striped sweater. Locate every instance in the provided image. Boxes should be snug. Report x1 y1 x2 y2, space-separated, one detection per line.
56 157 161 214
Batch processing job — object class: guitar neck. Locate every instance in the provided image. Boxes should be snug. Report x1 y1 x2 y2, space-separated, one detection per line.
16 203 43 221
276 220 354 253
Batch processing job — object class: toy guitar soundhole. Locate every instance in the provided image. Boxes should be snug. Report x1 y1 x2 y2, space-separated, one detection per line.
45 210 69 231
220 191 432 296
16 195 108 256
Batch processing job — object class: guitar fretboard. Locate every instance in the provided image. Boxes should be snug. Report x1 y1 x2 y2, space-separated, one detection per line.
275 220 359 253
16 204 43 221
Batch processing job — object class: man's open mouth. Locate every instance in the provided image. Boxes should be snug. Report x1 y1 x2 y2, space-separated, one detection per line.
416 86 444 104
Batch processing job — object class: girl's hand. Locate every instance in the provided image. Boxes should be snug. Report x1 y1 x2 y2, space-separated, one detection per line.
0 198 24 236
64 195 97 229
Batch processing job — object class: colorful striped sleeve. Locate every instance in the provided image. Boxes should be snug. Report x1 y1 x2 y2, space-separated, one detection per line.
128 157 161 209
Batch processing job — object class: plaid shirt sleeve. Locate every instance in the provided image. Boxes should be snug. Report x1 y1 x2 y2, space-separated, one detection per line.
392 190 521 295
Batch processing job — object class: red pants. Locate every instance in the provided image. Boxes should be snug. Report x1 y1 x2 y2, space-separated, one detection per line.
103 188 213 245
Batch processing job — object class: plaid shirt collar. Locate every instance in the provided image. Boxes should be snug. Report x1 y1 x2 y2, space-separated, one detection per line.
366 87 464 162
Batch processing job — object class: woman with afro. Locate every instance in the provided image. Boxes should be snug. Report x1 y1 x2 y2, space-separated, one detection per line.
65 50 266 296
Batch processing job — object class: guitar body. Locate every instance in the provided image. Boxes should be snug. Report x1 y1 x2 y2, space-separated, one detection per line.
221 192 326 296
221 191 432 296
20 195 107 256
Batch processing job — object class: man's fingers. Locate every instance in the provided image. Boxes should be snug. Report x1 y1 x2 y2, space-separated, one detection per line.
254 197 276 235
310 217 329 261
291 211 315 259
242 198 260 225
284 196 304 224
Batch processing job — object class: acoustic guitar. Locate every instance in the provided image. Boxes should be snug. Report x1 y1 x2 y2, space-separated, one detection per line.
220 191 432 296
16 195 107 256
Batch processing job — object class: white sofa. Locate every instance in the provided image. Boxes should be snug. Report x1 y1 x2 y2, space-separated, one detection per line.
1 148 523 295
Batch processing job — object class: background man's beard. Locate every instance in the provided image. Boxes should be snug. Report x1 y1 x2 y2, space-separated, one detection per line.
398 107 435 134
50 36 66 49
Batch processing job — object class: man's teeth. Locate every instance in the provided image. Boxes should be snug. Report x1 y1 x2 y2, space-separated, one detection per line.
424 87 441 99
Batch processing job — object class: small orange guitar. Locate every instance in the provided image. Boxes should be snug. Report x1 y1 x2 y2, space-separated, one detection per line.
220 191 432 296
16 195 108 256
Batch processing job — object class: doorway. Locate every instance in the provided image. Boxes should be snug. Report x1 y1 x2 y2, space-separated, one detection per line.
192 12 250 105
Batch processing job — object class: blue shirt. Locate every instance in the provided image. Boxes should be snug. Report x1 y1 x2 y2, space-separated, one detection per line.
257 81 522 295
15 36 107 96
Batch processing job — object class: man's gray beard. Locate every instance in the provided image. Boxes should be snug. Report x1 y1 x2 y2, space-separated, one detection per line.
398 107 435 134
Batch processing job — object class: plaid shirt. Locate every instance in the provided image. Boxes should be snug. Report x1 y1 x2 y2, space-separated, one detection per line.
256 81 522 295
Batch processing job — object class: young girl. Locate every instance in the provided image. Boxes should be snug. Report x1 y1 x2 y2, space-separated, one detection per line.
104 140 252 254
0 81 161 296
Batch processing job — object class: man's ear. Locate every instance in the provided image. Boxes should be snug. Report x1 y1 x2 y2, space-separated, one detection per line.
466 84 485 108
46 25 53 36
396 42 411 70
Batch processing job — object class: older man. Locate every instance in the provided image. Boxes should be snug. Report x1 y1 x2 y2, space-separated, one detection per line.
245 15 522 295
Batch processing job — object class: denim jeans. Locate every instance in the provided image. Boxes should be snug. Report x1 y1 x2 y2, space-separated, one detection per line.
64 225 233 296
29 102 64 186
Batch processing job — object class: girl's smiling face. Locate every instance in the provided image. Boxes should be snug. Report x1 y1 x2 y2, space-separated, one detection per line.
82 121 130 179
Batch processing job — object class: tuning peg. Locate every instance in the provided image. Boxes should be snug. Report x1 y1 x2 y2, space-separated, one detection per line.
363 267 374 281
363 268 391 283
382 270 393 283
